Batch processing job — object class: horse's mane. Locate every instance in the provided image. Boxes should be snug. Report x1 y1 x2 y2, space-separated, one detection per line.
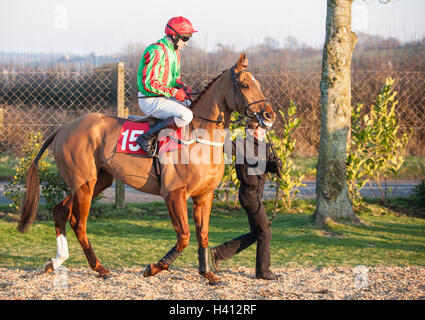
190 69 228 109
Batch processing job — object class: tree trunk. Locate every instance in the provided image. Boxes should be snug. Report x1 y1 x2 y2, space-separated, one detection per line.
314 0 360 226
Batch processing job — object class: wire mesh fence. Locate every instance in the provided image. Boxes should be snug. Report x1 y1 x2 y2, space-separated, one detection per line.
0 65 424 157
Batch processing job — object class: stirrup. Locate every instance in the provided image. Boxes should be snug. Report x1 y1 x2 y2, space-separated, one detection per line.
137 134 158 157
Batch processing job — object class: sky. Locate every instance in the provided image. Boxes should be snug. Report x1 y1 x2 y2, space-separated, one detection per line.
0 0 424 55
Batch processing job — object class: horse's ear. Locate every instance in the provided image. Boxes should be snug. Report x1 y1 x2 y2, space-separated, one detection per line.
235 53 248 72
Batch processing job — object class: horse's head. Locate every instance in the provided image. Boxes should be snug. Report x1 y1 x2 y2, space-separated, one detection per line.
226 53 276 128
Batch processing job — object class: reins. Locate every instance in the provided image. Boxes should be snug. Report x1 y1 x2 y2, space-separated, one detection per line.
230 68 270 124
265 130 281 227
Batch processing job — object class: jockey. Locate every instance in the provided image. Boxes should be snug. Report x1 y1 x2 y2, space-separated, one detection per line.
136 16 197 156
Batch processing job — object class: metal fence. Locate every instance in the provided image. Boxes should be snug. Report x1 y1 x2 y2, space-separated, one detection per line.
1 64 424 157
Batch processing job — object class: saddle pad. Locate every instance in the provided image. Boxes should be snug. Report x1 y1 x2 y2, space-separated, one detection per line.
116 120 183 155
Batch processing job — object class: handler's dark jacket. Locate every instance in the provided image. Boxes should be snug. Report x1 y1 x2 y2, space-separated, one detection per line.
215 136 281 277
232 137 280 198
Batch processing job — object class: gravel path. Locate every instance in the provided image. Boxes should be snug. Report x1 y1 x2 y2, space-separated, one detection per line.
1 266 424 300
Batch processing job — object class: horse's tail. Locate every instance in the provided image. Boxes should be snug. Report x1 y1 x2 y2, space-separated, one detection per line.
18 129 60 233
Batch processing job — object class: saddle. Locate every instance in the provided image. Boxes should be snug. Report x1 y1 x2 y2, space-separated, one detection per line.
121 115 183 156
127 115 161 126
125 115 168 182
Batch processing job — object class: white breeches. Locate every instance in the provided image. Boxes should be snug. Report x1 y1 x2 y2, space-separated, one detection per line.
138 92 193 128
51 234 69 270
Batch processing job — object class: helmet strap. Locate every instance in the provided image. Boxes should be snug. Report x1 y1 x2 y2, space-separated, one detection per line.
166 24 185 49
168 35 179 50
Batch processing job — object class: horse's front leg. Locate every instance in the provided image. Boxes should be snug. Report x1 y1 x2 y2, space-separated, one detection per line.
143 186 190 277
193 191 222 285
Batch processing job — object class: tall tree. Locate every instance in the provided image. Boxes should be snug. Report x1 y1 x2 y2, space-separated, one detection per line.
314 0 360 225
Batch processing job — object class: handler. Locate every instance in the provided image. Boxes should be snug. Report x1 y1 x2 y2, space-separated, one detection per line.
210 120 283 280
136 16 197 156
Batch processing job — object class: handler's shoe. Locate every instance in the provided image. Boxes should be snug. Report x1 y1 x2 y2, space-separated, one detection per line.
256 271 282 280
210 247 222 272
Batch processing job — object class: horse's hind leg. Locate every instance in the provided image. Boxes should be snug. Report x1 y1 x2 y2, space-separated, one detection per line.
45 170 113 274
143 187 190 277
92 169 114 201
44 194 73 274
69 178 111 278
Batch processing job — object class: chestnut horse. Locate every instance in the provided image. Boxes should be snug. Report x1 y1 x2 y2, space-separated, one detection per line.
18 54 276 285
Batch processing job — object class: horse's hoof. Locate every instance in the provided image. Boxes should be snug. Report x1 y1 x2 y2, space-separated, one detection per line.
143 262 169 277
208 280 223 286
202 271 222 286
95 265 111 279
143 264 153 277
98 273 110 280
44 260 54 274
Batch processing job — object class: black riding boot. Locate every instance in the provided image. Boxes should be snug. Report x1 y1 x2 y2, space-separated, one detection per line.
136 117 177 156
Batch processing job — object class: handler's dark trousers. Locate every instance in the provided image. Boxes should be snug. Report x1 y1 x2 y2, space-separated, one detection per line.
214 187 272 277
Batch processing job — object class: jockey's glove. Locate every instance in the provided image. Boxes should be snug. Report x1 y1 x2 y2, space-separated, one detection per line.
175 88 188 102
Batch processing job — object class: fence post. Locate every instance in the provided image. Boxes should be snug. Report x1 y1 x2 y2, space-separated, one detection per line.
0 107 4 143
115 62 125 210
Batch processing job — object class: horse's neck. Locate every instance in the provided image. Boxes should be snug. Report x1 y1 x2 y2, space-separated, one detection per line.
190 75 231 132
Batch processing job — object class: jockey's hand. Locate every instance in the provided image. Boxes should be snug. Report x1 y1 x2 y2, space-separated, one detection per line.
275 157 283 169
175 88 188 102
184 86 192 98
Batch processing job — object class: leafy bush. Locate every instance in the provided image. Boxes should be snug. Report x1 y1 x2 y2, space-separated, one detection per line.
4 131 54 211
412 180 425 207
267 102 305 209
347 78 412 206
214 113 244 209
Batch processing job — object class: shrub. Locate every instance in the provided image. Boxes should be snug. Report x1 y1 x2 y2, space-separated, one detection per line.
412 179 425 207
214 113 244 209
267 102 305 209
347 78 412 206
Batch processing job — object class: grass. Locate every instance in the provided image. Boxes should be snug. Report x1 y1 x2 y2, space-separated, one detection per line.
0 199 424 270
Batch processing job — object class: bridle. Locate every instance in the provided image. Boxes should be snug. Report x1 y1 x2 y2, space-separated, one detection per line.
173 67 275 149
230 67 271 128
192 67 271 127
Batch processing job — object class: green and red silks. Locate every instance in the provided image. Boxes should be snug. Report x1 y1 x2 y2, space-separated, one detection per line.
137 36 187 97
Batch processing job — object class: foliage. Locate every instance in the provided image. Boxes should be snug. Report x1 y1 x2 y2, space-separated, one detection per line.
412 179 425 207
4 131 54 211
347 103 372 207
347 78 412 206
267 102 305 209
214 113 244 209
3 131 103 212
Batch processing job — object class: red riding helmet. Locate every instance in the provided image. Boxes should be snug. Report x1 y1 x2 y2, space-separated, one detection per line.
165 16 198 36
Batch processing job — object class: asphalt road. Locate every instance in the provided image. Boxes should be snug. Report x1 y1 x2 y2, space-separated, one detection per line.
0 180 420 205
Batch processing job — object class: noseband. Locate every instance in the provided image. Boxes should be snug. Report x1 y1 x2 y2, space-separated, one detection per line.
230 67 270 127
